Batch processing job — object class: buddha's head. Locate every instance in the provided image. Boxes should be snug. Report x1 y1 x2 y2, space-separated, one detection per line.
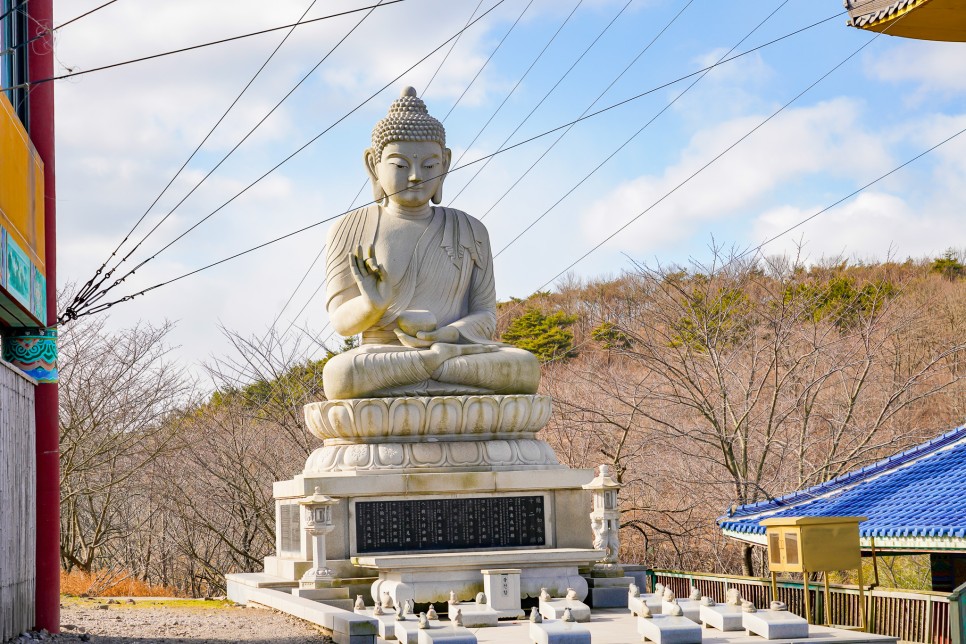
365 86 451 209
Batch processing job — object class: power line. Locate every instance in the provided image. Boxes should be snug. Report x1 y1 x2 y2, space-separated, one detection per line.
62 4 857 322
449 0 657 208
422 0 485 97
0 0 27 23
72 0 327 307
55 0 119 30
64 0 508 321
494 0 789 259
0 0 406 91
526 10 906 298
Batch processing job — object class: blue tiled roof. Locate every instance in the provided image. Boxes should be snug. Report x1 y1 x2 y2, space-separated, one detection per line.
718 424 966 541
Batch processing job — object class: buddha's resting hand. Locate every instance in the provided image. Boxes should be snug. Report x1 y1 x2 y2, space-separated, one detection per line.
349 244 392 313
394 325 460 348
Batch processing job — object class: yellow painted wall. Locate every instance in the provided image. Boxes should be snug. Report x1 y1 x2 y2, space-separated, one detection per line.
0 92 45 271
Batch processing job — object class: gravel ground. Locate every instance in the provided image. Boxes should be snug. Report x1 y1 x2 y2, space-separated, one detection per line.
5 598 333 644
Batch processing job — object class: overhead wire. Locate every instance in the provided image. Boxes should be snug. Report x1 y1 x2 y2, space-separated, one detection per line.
0 0 406 91
71 0 327 307
451 0 678 210
493 0 790 259
61 3 872 322
519 5 910 302
62 0 508 322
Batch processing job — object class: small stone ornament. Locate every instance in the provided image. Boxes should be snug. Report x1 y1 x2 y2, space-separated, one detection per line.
539 588 551 601
640 604 653 619
700 596 715 606
565 588 578 600
726 588 742 606
395 605 404 621
629 583 641 598
405 599 415 615
689 587 701 602
667 602 684 617
418 613 429 629
382 592 394 609
427 604 438 620
529 606 543 623
563 607 575 623
475 591 487 605
448 590 458 604
453 609 464 627
770 601 788 612
654 583 665 596
741 600 757 613
373 603 385 616
663 587 675 602
354 595 366 611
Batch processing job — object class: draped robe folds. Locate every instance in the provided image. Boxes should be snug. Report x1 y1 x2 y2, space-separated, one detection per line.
322 205 540 399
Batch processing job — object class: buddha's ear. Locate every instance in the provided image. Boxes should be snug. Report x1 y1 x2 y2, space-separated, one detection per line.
432 147 452 205
364 148 387 204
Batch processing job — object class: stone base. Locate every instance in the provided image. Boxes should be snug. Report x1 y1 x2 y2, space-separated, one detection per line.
530 620 591 643
356 609 398 640
586 576 633 608
663 599 701 623
417 623 477 644
638 615 702 644
700 604 744 631
448 603 499 627
292 585 352 610
360 549 601 606
539 598 591 623
743 610 810 639
630 594 663 616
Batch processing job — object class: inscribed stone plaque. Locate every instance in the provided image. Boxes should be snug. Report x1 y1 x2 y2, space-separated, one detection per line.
355 495 545 554
279 504 301 554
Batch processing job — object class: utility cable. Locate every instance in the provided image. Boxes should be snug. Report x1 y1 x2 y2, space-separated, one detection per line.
494 0 788 259
61 4 856 322
422 0 485 97
525 11 906 299
449 0 642 207
447 0 583 178
56 0 118 30
72 0 326 307
0 0 406 91
63 0 507 321
0 0 27 23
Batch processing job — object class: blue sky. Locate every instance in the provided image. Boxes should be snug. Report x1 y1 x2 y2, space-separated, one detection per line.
52 0 966 377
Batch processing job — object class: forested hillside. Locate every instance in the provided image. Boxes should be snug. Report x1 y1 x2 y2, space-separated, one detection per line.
57 251 966 594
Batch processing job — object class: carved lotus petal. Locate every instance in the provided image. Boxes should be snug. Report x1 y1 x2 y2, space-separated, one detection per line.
357 399 390 435
426 397 462 434
485 440 512 463
344 444 371 468
463 396 499 434
448 442 480 464
389 398 425 437
411 442 444 466
378 444 404 466
327 404 353 438
518 439 542 462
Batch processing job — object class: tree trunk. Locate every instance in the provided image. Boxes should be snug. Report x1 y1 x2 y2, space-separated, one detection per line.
743 544 755 577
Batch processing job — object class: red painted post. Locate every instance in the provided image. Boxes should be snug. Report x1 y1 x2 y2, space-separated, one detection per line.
27 0 60 632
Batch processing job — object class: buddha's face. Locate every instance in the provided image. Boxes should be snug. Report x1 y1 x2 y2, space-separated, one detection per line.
367 140 450 209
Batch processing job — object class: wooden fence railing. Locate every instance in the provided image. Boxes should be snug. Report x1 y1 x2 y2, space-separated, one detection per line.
650 570 951 644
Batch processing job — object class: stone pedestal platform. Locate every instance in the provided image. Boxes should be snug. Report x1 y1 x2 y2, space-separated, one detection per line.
263 395 599 609
586 575 634 608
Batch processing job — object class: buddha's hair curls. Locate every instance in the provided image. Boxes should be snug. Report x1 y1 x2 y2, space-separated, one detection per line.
370 86 446 159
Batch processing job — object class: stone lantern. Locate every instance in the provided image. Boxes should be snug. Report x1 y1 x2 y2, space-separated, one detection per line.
583 464 623 577
299 487 338 588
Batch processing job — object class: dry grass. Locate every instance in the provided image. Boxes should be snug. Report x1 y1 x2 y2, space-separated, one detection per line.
61 569 180 597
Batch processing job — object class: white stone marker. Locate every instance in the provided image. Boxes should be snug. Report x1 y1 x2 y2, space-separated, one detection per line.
637 615 702 644
359 605 398 640
395 615 421 644
698 597 743 632
482 568 525 619
742 601 809 640
416 623 478 644
530 619 592 644
540 588 591 623
629 593 663 616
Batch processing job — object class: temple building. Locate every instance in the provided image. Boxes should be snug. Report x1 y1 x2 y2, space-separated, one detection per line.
845 0 966 41
719 424 966 592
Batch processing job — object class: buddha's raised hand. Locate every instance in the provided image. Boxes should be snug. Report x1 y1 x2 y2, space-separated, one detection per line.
348 244 392 313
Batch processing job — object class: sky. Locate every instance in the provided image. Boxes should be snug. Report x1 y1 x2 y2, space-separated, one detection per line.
48 0 966 383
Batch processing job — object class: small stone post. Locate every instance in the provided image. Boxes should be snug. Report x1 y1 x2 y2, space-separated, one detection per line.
583 464 623 577
481 568 524 619
298 487 338 587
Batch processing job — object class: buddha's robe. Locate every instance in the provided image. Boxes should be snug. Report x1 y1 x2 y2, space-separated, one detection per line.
322 205 539 399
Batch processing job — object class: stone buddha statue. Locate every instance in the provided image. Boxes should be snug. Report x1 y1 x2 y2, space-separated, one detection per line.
321 87 540 400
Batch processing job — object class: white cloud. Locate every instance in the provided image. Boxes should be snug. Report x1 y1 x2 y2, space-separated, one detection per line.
866 40 966 99
579 98 892 254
